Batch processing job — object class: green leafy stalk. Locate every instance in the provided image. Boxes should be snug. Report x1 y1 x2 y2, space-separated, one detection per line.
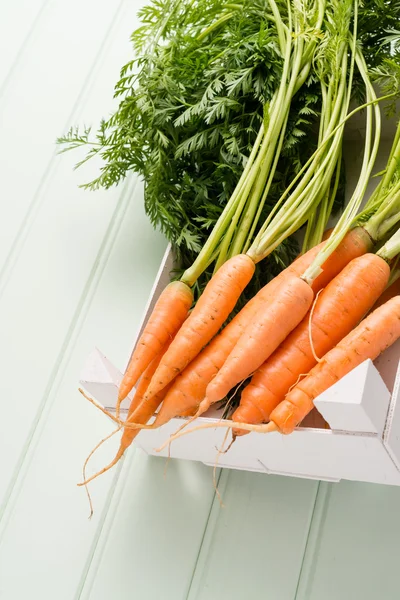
195 0 326 279
302 41 382 285
57 0 400 303
377 227 400 262
247 0 354 263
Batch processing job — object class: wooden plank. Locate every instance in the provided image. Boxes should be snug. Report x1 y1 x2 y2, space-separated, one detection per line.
0 179 167 599
0 1 173 598
80 454 216 600
186 470 318 600
0 0 124 281
0 0 136 507
0 0 48 93
295 480 400 600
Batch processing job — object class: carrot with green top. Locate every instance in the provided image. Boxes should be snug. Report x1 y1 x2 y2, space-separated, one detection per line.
204 50 383 406
126 233 362 429
150 241 328 426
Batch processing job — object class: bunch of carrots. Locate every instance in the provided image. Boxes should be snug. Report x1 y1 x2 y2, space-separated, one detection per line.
79 0 400 488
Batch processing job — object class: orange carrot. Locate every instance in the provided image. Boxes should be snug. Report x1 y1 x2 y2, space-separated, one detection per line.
310 226 373 292
136 241 327 427
143 254 255 400
157 295 400 451
123 335 170 420
232 253 390 435
204 227 373 406
370 275 400 312
153 228 372 425
269 296 400 434
205 274 314 404
118 280 193 406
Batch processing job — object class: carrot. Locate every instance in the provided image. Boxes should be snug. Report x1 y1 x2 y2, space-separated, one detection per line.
143 254 255 400
157 227 372 424
157 296 400 451
205 274 314 404
118 280 193 406
125 352 162 417
204 227 373 406
310 226 373 291
80 383 172 487
370 275 400 312
79 333 180 487
151 240 328 426
232 253 390 435
124 336 172 420
269 295 400 434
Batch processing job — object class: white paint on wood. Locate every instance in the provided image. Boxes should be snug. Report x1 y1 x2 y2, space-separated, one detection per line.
314 359 391 434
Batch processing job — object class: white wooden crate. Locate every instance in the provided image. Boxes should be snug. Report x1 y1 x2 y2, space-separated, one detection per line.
80 241 400 487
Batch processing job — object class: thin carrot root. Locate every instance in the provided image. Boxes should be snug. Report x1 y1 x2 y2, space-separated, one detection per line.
78 425 124 487
213 429 229 508
218 435 236 454
308 289 324 363
79 425 123 516
155 420 279 453
170 411 201 438
78 388 122 425
288 373 308 393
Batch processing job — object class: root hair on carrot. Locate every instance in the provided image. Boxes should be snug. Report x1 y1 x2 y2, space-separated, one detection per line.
78 388 121 425
78 425 124 488
213 429 230 508
308 289 324 363
288 373 308 393
155 419 279 453
79 425 123 516
163 441 173 479
217 434 236 454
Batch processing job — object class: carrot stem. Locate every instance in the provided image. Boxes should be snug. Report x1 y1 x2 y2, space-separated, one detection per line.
377 228 400 262
301 45 381 285
181 0 327 284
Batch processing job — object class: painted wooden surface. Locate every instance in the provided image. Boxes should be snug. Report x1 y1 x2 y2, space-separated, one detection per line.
2 2 400 599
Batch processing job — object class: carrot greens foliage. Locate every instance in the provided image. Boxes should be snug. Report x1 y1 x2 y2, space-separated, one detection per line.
58 0 398 301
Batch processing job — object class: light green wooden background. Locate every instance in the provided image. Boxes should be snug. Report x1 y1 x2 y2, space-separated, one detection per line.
1 1 400 599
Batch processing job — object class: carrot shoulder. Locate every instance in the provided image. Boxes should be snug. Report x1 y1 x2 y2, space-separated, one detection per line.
269 295 400 434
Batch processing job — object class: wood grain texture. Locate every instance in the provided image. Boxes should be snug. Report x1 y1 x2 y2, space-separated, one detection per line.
296 481 400 600
187 470 319 600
